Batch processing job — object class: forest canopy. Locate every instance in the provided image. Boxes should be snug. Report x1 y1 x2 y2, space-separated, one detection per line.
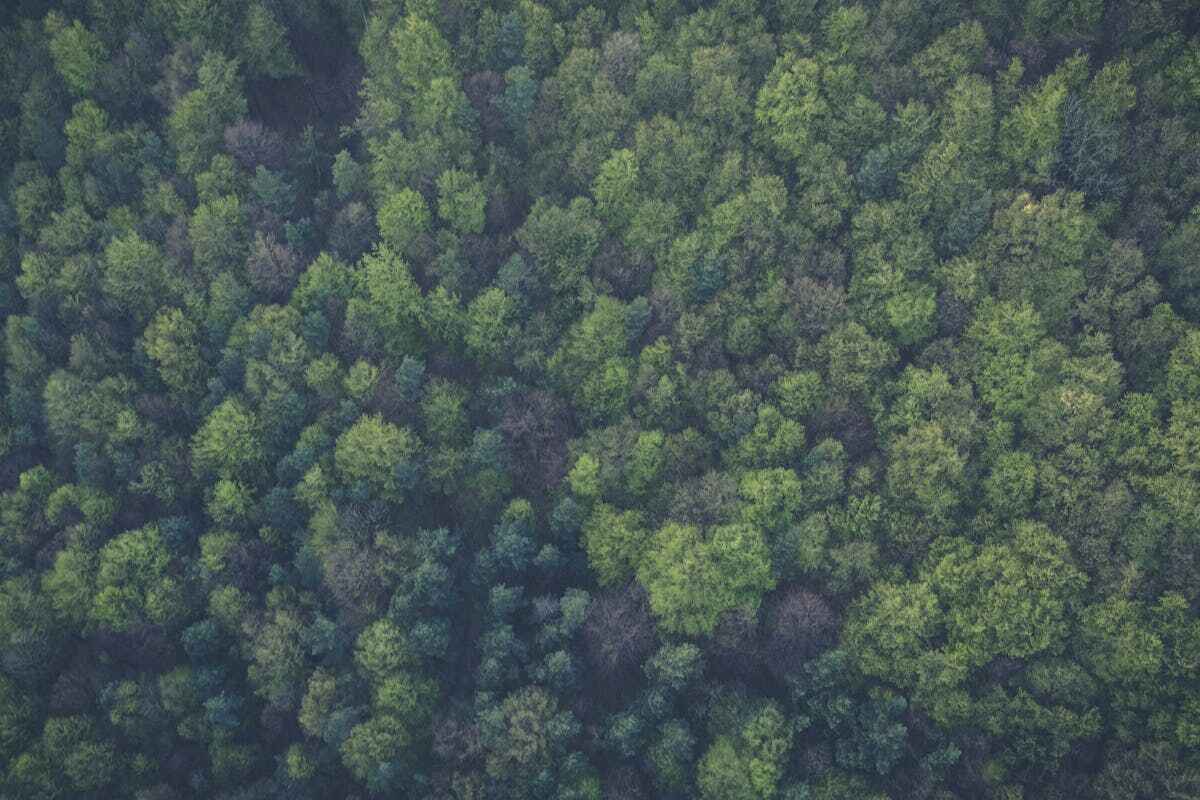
2 0 1200 798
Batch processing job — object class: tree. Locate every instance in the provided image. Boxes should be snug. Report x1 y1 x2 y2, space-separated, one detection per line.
885 422 966 522
39 715 118 793
421 378 468 445
190 194 249 277
728 406 806 470
755 55 830 165
1166 330 1200 402
983 449 1037 520
763 587 839 676
245 231 300 299
483 687 578 782
582 503 648 587
45 14 107 96
225 120 285 171
516 197 601 297
465 287 518 365
548 296 636 423
102 233 179 324
345 245 427 362
771 371 823 420
436 169 487 235
911 21 986 96
360 13 455 132
998 58 1080 186
167 51 247 176
377 188 430 255
983 190 1098 332
93 524 184 631
648 719 696 792
638 522 774 636
843 580 942 687
583 584 656 687
43 545 95 628
817 321 898 403
966 299 1060 421
141 308 204 397
755 51 883 169
341 713 414 784
593 148 639 231
356 619 416 682
697 703 792 800
335 414 420 497
247 608 308 709
738 468 805 536
929 523 1087 666
192 398 264 479
845 521 1088 731
241 2 301 79
1078 597 1163 690
0 674 34 765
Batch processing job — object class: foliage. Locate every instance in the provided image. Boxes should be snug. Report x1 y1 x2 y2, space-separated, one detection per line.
0 1 1197 797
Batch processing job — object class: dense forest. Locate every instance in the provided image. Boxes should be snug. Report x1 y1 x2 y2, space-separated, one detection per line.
2 0 1200 797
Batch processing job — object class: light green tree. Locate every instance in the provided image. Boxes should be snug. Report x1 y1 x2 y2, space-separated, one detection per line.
93 525 184 631
335 414 420 497
191 398 264 479
436 169 487 235
377 188 430 255
167 51 247 175
639 522 774 636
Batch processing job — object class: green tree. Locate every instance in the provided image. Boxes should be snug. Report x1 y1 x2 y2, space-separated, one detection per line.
335 414 420 497
40 715 118 793
582 502 648 587
911 21 986 96
102 232 179 324
190 194 249 277
356 619 417 681
464 287 518 365
436 169 487 235
549 296 637 423
1079 597 1163 690
192 398 265 479
755 51 883 168
241 2 301 78
638 522 774 636
728 406 806 470
885 422 966 522
930 523 1087 665
93 524 184 631
516 197 601 296
341 714 414 783
377 188 430 255
846 521 1088 728
45 14 107 96
248 608 309 709
359 16 449 140
0 675 34 764
966 299 1061 421
983 190 1098 332
998 58 1077 185
483 686 577 782
345 245 427 362
167 51 247 175
698 703 793 800
593 148 640 231
141 308 204 397
817 321 898 404
43 545 95 628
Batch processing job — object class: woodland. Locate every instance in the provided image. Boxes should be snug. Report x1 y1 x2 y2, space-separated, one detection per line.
2 0 1200 798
